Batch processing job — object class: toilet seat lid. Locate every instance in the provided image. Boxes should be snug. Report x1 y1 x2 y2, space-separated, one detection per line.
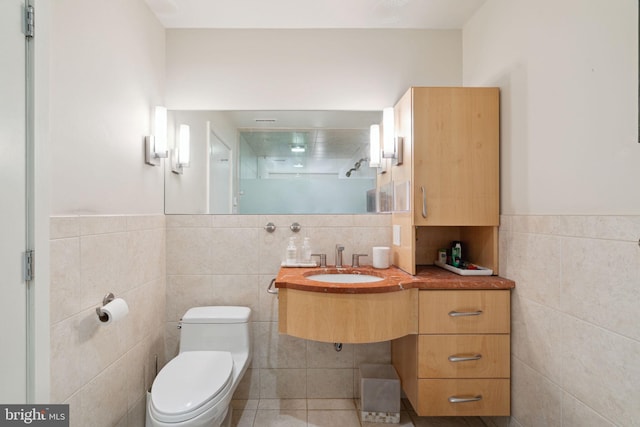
151 351 233 421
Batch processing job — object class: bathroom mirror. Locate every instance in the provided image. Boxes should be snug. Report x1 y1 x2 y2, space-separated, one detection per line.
164 110 382 214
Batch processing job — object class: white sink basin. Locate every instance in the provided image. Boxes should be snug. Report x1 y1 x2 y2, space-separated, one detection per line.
306 273 384 283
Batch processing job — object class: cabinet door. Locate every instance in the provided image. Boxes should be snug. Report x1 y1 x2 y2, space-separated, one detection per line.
390 89 416 274
413 88 499 226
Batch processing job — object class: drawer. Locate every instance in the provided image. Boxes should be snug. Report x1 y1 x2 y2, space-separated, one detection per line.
419 290 510 334
418 334 510 378
416 378 510 416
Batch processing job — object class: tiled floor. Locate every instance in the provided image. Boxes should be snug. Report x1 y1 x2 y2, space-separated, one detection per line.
230 399 487 427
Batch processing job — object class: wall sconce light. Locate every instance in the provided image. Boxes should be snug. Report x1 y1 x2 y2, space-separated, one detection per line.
382 107 394 158
369 124 381 168
382 106 403 166
145 106 168 166
172 124 191 174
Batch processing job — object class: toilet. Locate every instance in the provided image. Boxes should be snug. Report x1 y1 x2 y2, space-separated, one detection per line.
146 306 252 427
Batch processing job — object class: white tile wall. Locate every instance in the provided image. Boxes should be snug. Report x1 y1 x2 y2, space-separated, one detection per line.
489 214 640 427
165 214 393 400
50 212 638 426
50 215 166 427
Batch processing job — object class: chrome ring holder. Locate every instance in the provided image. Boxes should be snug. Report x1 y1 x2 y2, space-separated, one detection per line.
96 292 115 322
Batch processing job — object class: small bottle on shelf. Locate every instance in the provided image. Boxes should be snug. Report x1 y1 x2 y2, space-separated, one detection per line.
451 241 462 267
286 237 298 265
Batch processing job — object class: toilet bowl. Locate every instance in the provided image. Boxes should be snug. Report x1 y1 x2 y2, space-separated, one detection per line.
146 306 252 427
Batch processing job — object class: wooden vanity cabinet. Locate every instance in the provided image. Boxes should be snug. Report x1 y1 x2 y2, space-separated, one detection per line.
392 290 511 417
389 87 509 416
390 87 500 275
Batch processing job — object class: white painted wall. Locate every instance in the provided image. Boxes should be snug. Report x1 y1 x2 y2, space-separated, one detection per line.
165 29 462 110
49 0 166 215
464 2 640 425
463 0 639 215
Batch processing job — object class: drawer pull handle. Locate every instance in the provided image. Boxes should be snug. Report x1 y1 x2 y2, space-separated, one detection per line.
448 354 482 362
448 310 483 317
448 395 483 404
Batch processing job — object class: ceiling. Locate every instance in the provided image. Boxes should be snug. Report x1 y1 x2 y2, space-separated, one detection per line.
145 0 486 29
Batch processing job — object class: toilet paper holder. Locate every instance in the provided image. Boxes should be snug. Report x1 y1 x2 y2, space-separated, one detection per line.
96 292 115 322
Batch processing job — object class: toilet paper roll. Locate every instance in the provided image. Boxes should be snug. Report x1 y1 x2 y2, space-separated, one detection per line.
372 246 390 269
98 298 129 324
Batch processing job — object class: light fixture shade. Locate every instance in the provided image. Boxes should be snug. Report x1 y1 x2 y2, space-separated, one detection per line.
178 124 190 166
145 105 169 166
154 106 168 156
369 124 381 167
172 124 191 174
382 107 395 158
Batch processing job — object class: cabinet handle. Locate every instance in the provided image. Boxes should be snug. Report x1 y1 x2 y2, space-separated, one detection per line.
448 310 483 317
421 186 427 218
448 354 482 362
448 395 483 404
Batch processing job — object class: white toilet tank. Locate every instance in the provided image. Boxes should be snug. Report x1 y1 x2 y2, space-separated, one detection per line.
179 306 251 354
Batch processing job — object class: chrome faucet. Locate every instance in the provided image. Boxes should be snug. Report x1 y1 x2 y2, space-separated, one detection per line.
335 244 345 268
311 253 327 268
351 253 367 268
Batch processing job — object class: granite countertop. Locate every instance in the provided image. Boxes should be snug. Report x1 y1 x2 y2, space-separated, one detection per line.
275 265 515 294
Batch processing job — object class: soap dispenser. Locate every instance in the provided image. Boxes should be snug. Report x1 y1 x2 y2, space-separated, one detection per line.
286 237 298 265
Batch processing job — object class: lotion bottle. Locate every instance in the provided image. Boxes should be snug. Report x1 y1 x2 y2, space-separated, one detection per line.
286 237 298 265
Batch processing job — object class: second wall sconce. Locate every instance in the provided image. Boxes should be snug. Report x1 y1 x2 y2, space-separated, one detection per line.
369 124 381 168
145 106 168 166
381 106 403 166
172 124 191 174
382 107 394 158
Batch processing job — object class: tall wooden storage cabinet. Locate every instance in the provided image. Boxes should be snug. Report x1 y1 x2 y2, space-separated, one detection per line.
390 87 509 416
389 87 500 275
